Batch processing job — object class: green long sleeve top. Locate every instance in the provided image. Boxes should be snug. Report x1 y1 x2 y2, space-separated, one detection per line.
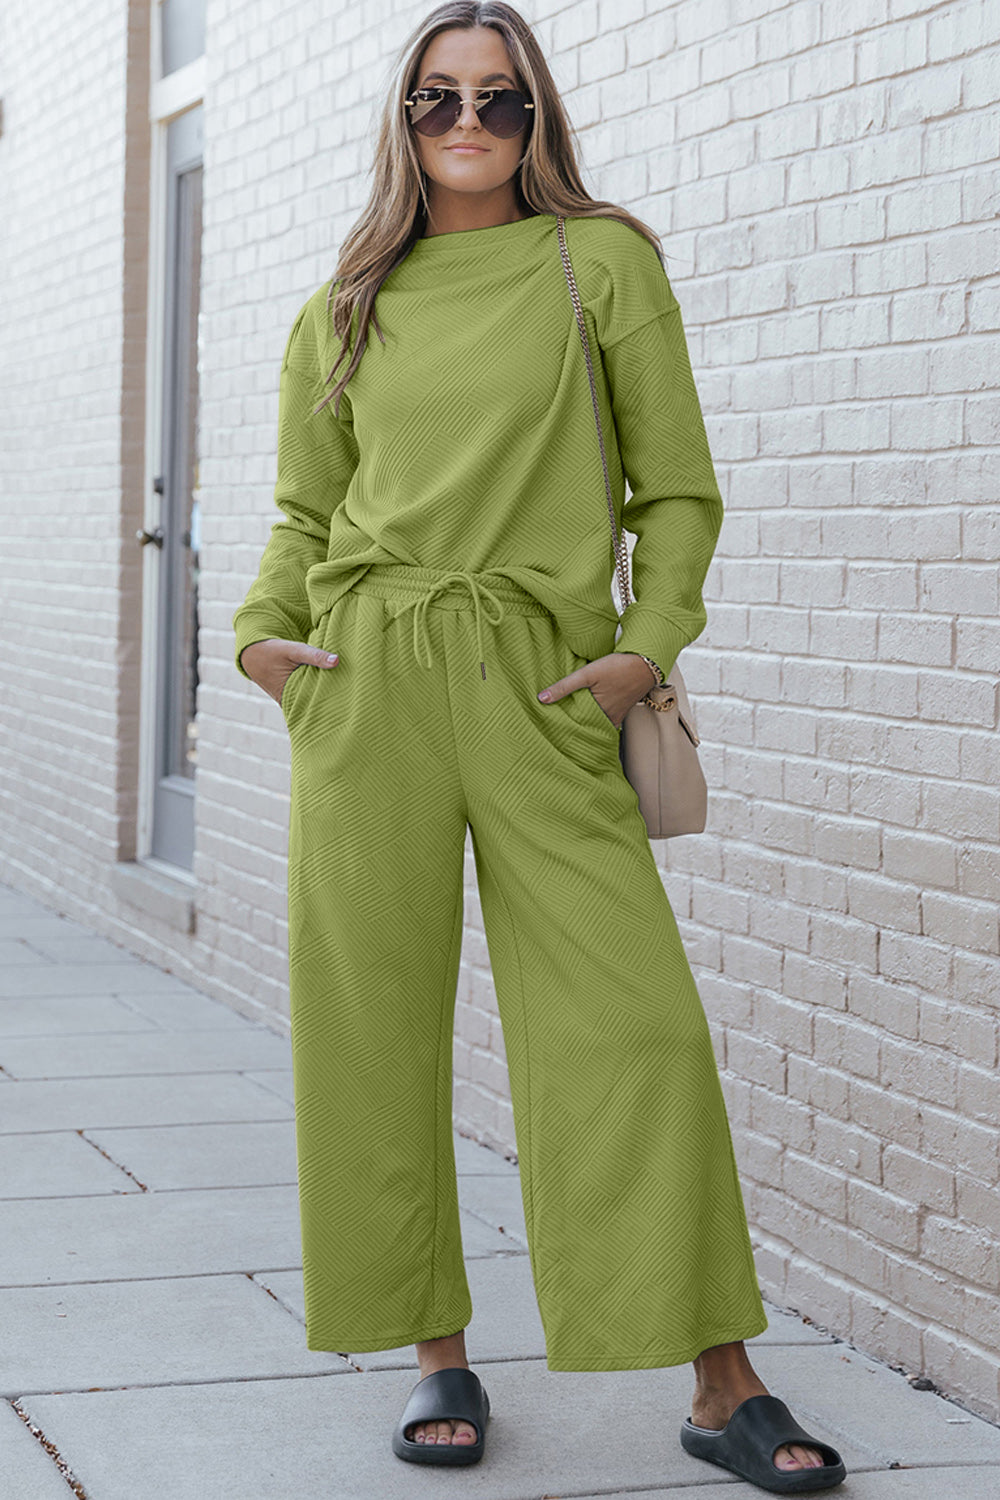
233 211 723 681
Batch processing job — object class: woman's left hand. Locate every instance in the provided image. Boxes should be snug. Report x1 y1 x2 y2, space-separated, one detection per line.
537 652 658 730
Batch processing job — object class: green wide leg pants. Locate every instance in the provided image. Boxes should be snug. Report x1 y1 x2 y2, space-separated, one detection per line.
280 564 768 1371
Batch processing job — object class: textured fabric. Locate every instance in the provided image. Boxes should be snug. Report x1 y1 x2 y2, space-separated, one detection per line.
278 564 768 1369
232 212 724 681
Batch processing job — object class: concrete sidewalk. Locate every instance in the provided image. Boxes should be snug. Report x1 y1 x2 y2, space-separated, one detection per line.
1 881 998 1500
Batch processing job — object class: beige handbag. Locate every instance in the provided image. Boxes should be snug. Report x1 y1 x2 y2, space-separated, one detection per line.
556 216 708 840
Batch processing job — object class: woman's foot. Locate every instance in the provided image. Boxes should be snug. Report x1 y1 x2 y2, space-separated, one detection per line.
407 1331 827 1468
692 1340 826 1472
405 1329 478 1447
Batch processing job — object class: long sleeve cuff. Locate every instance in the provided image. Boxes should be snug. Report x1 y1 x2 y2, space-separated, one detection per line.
233 596 316 679
614 603 705 684
234 625 286 680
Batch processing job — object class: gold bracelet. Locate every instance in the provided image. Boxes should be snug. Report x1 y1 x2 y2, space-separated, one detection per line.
637 654 664 687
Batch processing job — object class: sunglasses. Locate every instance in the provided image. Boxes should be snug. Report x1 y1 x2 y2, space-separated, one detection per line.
404 86 534 139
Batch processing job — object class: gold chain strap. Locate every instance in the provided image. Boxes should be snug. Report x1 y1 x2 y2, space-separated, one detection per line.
556 215 632 615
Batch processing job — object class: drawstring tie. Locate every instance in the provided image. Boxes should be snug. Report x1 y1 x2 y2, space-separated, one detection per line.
387 570 507 680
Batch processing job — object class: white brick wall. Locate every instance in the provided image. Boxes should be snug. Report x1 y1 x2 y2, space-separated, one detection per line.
0 0 134 891
1 0 998 1422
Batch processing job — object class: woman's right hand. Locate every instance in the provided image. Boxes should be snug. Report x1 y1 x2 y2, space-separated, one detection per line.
240 638 339 707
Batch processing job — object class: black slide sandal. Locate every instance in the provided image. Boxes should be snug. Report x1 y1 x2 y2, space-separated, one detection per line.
391 1367 491 1466
680 1393 847 1494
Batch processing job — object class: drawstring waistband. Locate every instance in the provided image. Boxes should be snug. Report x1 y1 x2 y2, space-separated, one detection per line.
397 571 504 679
349 564 550 680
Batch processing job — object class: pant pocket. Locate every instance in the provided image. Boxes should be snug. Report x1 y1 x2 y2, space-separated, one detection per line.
285 593 366 738
279 663 308 725
580 684 621 733
549 685 621 783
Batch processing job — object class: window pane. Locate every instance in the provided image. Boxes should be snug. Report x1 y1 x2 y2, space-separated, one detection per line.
164 161 202 784
160 0 206 77
152 106 202 870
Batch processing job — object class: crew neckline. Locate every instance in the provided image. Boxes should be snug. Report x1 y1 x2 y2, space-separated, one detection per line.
411 213 552 251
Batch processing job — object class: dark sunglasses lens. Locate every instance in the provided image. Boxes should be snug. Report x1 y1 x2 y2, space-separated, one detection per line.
479 90 531 138
412 92 461 136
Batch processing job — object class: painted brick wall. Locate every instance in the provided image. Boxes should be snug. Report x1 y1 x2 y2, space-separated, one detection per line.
1 0 998 1422
0 0 138 889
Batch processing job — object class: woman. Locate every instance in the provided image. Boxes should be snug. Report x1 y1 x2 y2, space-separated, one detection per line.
234 3 846 1493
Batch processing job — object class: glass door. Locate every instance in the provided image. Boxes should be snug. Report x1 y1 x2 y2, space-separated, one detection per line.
150 103 202 868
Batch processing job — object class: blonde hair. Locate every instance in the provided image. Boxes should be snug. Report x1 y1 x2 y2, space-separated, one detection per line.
319 0 666 416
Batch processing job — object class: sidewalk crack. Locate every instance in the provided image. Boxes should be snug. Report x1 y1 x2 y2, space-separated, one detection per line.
10 1398 90 1497
78 1130 149 1191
